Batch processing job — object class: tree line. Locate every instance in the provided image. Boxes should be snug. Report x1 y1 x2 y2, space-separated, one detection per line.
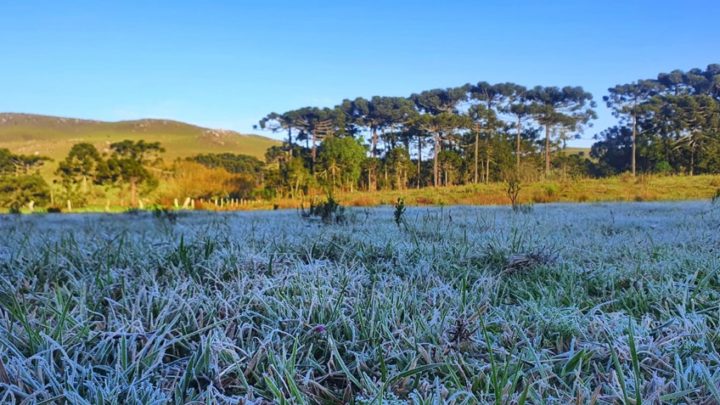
0 141 268 210
1 64 718 210
596 65 720 176
258 64 719 197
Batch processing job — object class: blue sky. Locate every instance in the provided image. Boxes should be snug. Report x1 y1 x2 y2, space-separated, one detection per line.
1 0 718 146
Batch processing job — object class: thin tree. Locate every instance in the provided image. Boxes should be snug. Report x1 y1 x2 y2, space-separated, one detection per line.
604 80 658 176
527 86 596 176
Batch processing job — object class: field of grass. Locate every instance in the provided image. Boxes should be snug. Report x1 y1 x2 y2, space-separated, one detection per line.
155 174 718 212
29 174 719 214
334 174 720 208
1 201 719 403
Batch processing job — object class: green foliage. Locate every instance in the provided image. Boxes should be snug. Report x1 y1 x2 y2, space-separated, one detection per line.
189 153 264 175
0 174 51 210
55 143 104 207
596 65 720 176
98 140 165 206
655 160 673 174
0 147 50 176
317 136 365 191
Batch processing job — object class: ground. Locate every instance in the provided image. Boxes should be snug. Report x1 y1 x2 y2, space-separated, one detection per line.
0 202 719 403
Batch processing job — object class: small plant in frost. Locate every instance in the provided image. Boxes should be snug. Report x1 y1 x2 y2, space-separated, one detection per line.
302 194 346 224
393 197 406 227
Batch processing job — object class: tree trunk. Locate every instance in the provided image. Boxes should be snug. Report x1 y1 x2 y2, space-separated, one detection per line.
486 153 491 184
130 178 138 208
288 128 293 157
311 133 317 173
433 134 440 187
485 135 491 184
516 116 522 174
372 127 379 156
545 125 551 177
690 144 695 176
631 114 637 177
473 129 479 184
417 138 422 189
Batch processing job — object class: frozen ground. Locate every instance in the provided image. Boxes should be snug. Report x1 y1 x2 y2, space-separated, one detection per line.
0 202 719 403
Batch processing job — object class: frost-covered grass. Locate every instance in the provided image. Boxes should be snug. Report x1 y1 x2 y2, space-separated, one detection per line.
1 202 719 404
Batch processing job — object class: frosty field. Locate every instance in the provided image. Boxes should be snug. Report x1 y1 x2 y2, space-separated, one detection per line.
1 202 719 404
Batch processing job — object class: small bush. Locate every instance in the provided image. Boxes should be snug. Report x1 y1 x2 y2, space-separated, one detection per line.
655 161 672 174
152 206 178 224
302 195 346 224
544 183 558 198
506 178 521 210
393 197 406 227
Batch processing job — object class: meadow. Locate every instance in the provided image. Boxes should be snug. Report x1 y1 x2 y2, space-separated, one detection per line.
1 201 719 403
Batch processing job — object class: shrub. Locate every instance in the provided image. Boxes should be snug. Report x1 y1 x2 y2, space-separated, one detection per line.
163 161 253 201
655 161 672 174
302 195 346 224
506 179 521 210
0 175 51 209
393 197 406 227
544 183 558 198
152 206 178 224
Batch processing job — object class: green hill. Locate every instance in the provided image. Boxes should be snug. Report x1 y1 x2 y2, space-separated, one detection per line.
562 146 591 156
0 113 279 167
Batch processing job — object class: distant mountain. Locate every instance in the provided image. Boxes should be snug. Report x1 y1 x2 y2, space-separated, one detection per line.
0 113 279 164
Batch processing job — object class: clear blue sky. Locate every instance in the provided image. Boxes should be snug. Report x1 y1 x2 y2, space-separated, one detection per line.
1 0 718 146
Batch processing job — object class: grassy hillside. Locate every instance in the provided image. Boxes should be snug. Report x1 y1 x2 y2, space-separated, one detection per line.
562 146 591 156
0 113 279 166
